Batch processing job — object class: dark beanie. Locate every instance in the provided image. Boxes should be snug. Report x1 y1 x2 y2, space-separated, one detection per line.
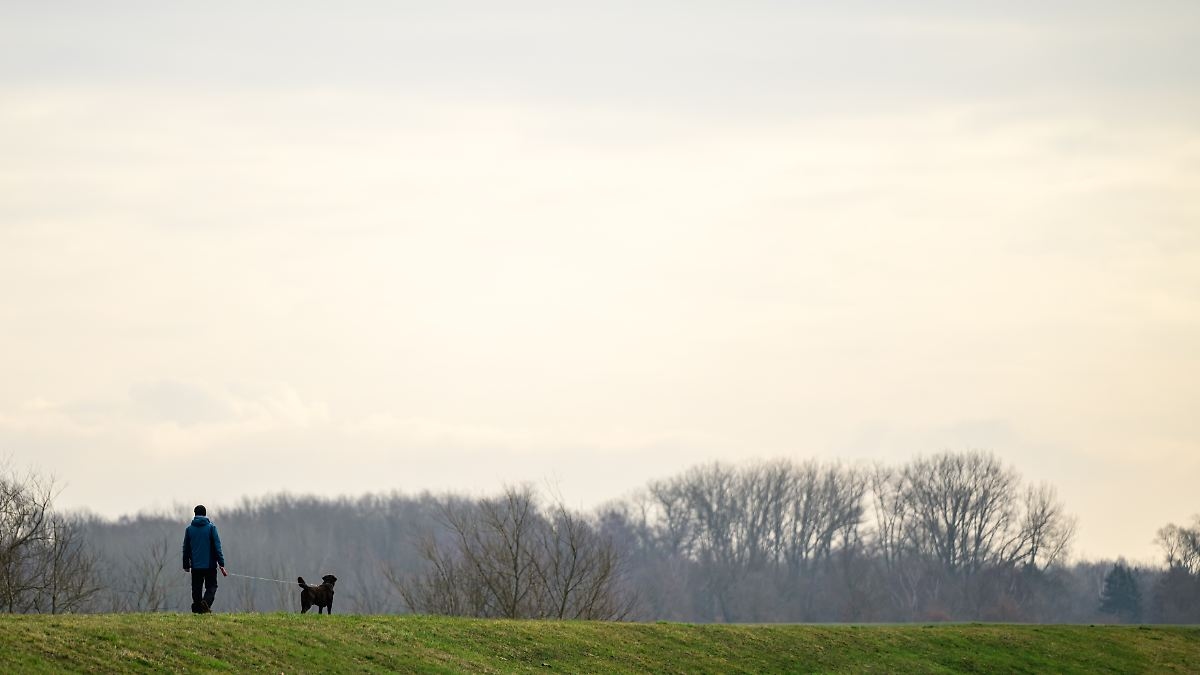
194 505 206 516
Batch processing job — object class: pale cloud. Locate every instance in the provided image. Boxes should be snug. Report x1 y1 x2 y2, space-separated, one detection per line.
1 2 1198 559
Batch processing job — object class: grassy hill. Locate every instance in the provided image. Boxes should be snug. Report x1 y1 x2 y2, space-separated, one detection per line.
1 614 1197 673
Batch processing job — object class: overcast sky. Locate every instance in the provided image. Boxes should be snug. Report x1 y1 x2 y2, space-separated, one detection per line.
1 1 1198 561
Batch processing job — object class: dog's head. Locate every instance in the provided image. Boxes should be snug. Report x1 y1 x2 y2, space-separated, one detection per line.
322 574 338 587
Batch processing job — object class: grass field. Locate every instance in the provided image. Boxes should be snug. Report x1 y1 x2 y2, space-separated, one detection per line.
1 614 1197 673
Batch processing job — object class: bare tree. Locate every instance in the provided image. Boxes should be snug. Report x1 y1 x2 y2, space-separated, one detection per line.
860 451 1079 619
390 534 489 617
126 536 173 612
1156 516 1200 574
640 460 865 621
1150 520 1200 623
0 469 52 612
901 451 1022 575
38 514 100 614
532 499 632 619
0 467 100 613
1016 484 1075 570
390 486 632 620
868 463 925 617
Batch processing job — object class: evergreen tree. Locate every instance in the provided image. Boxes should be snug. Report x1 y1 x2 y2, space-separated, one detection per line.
1099 562 1141 623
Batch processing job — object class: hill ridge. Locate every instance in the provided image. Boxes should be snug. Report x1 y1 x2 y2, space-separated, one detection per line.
2 614 1198 673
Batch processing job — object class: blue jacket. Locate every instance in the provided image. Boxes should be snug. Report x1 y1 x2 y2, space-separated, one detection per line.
182 516 225 570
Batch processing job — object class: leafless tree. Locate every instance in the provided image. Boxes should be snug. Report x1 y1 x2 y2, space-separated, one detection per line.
37 514 101 614
0 467 100 613
115 535 174 612
0 469 52 612
1156 516 1200 574
900 451 1022 575
641 460 865 621
1016 484 1075 570
532 499 632 619
389 534 489 617
861 451 1078 619
1149 519 1200 623
868 463 924 616
390 486 632 620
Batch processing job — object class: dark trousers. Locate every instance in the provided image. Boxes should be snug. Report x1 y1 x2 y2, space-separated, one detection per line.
191 568 218 611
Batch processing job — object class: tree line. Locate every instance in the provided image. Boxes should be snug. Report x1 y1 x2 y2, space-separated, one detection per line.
1 451 1197 622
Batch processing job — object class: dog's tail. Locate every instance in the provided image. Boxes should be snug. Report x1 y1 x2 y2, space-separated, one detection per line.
297 576 310 590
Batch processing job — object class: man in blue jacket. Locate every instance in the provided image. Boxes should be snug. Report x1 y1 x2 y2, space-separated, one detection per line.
182 504 226 614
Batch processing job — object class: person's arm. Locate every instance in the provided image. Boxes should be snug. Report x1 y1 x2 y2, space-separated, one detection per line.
212 525 225 568
182 529 192 571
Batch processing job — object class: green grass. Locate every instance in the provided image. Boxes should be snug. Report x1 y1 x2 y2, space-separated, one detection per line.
0 614 1197 674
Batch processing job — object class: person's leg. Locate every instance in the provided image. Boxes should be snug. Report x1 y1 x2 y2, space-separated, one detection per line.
202 568 219 609
191 571 205 612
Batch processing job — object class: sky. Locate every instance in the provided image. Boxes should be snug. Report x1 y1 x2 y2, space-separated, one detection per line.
1 1 1198 562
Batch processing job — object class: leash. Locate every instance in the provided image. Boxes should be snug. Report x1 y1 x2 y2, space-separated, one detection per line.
225 572 297 585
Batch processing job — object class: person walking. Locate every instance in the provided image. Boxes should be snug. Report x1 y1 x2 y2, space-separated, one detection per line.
182 504 226 614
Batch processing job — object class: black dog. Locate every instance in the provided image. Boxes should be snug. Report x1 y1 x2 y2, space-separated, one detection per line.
297 574 338 614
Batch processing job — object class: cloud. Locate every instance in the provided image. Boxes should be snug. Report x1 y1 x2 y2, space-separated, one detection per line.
128 380 232 426
1 2 1198 561
2 2 1197 121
